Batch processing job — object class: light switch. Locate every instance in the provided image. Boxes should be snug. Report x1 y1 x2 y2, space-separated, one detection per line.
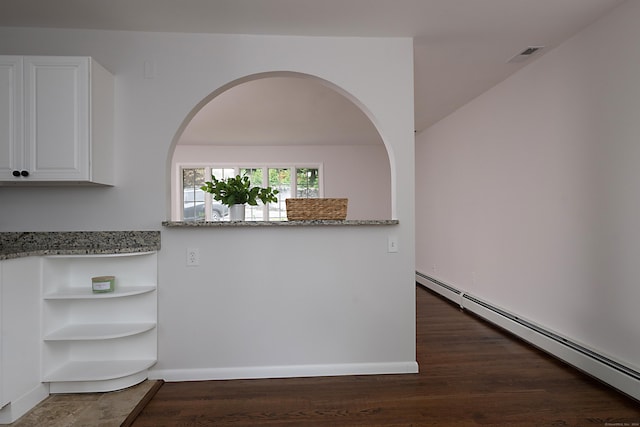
388 236 398 253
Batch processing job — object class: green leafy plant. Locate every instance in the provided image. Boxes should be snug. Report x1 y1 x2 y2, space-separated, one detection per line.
200 175 279 207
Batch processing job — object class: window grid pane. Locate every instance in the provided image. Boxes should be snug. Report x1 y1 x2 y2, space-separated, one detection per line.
269 168 291 221
211 168 235 180
296 168 319 198
182 168 205 221
209 168 235 221
241 168 264 221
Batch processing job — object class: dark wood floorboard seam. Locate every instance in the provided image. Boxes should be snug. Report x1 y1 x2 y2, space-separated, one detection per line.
122 380 164 427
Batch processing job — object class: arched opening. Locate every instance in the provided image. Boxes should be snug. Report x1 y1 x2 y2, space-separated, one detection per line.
167 72 392 221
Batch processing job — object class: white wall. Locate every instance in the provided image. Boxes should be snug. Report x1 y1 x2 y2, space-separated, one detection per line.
0 28 416 379
173 144 392 220
416 0 639 371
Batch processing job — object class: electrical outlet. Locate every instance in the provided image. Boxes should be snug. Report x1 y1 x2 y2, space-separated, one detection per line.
186 248 200 266
387 236 398 253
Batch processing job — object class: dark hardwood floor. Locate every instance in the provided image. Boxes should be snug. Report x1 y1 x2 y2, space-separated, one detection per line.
132 285 640 426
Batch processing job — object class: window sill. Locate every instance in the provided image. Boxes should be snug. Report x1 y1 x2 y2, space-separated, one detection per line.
162 220 398 227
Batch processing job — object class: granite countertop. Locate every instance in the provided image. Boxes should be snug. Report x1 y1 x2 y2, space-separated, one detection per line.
162 219 399 227
0 231 161 260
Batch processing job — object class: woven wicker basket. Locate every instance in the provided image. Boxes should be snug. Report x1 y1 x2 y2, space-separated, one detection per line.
286 198 348 220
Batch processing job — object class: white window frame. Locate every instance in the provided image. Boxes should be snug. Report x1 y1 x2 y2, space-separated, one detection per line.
175 163 323 221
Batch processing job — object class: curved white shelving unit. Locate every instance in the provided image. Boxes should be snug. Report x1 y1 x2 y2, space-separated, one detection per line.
41 251 158 393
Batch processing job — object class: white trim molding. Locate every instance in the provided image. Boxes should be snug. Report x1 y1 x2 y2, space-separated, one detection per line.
150 361 419 383
0 383 49 424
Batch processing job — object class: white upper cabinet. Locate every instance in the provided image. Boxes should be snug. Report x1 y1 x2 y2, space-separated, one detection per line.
0 56 114 185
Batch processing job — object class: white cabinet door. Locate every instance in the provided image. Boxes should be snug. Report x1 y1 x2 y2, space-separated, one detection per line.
0 55 113 185
0 56 23 180
24 56 90 181
0 257 42 407
0 261 4 409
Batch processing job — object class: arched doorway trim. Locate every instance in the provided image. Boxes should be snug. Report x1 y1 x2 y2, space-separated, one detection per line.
165 71 396 220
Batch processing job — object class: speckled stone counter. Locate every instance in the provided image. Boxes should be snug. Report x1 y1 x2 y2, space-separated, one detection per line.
0 231 161 260
162 220 399 227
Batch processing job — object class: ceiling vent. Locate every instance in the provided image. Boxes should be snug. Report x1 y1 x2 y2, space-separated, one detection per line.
507 46 544 63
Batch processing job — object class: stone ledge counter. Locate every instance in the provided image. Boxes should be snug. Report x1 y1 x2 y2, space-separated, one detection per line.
162 220 399 227
0 231 161 260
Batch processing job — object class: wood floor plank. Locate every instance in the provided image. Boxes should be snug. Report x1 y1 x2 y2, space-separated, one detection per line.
132 286 640 426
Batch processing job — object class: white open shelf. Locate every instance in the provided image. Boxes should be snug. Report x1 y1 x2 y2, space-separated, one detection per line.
44 322 156 341
44 285 156 300
43 359 157 382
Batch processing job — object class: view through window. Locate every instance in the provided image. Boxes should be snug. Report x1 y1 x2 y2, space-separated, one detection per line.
181 166 321 221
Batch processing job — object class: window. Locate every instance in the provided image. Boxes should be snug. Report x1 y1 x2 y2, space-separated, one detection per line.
179 165 321 221
182 168 205 221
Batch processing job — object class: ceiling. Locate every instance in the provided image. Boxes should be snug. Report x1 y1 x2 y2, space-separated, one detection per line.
0 0 626 139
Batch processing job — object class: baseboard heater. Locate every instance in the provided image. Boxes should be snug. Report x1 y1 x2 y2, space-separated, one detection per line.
415 271 640 402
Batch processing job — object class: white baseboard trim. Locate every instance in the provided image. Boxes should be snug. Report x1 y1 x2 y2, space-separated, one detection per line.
0 383 49 424
150 361 419 382
416 271 640 402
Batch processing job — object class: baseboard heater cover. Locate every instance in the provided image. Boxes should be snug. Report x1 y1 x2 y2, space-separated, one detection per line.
416 271 640 401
